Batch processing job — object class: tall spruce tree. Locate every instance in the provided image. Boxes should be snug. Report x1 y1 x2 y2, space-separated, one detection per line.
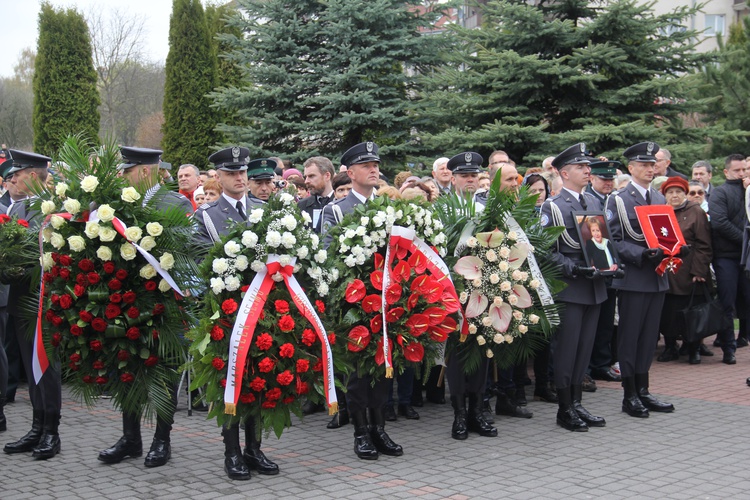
162 0 219 168
211 0 441 167
33 2 99 156
417 0 723 168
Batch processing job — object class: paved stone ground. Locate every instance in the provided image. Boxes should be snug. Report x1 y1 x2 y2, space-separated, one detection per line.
3 335 750 499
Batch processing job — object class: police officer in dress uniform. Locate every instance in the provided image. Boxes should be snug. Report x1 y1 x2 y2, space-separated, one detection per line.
443 152 498 440
0 159 14 432
2 150 63 460
606 142 680 418
98 147 192 468
321 141 404 461
585 161 623 383
194 147 278 481
541 144 608 431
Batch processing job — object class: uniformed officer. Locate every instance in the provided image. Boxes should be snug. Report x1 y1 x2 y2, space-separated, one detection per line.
117 147 193 215
2 150 63 459
246 158 276 204
98 146 192 468
606 142 679 418
585 161 623 383
321 141 403 461
442 152 497 440
194 147 278 480
541 143 607 431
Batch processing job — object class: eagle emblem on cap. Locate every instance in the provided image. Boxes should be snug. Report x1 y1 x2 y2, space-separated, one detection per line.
231 146 240 161
580 143 586 152
366 142 374 153
261 160 267 167
464 152 472 163
647 142 655 154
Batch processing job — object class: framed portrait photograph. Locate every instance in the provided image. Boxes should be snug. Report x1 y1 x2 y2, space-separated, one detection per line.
573 211 620 276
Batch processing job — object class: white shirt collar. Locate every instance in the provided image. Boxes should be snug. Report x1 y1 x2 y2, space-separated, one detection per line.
631 182 648 200
351 187 374 204
562 187 580 201
223 193 246 212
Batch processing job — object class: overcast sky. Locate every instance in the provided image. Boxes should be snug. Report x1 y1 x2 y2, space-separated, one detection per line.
0 0 178 78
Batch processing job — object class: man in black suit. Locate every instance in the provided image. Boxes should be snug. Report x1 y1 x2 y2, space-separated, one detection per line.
298 156 335 233
321 141 403 461
3 150 63 460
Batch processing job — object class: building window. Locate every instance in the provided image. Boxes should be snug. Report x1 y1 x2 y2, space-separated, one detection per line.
705 14 725 36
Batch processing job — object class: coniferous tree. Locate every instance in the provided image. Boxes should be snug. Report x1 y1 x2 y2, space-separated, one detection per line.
417 0 728 168
33 2 99 156
162 0 219 168
212 0 442 168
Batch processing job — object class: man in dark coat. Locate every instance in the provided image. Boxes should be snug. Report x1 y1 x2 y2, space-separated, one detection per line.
298 156 335 233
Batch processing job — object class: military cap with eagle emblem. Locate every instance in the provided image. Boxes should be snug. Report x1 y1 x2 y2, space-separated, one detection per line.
118 146 162 170
247 158 276 180
340 141 380 168
5 149 52 175
551 143 592 169
209 146 250 171
623 142 660 163
446 152 483 174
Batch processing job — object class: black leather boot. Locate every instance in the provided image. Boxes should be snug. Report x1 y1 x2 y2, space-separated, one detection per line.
467 393 497 437
327 388 349 429
243 416 279 475
98 412 143 463
368 407 403 456
0 397 6 432
571 385 605 427
144 416 172 468
351 410 378 460
450 395 468 440
635 372 674 412
515 386 528 406
4 410 44 454
495 388 533 418
223 424 250 480
32 412 61 459
621 376 649 418
556 387 588 432
424 365 445 404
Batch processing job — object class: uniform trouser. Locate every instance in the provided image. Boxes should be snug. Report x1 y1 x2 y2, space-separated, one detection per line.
387 366 414 406
589 288 617 373
3 312 20 399
153 379 179 440
10 312 62 413
445 356 488 398
714 257 750 353
0 308 7 398
553 302 601 388
345 371 389 414
616 290 666 378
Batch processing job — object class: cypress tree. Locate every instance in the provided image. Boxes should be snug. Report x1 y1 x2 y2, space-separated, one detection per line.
33 2 99 156
162 0 219 168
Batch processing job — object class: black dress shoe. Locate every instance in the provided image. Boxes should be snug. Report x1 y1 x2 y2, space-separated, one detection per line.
622 396 649 418
582 374 597 392
639 393 675 412
383 405 397 422
495 395 533 418
533 385 558 403
723 352 737 365
591 368 621 382
31 433 61 460
657 345 679 362
144 439 171 467
397 404 419 420
354 433 378 460
225 454 251 480
244 448 279 475
746 377 750 387
699 344 714 356
369 427 403 456
737 336 749 348
327 410 349 429
556 407 588 432
98 436 143 463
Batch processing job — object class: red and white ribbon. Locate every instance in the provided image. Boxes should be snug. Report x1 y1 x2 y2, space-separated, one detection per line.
224 255 337 415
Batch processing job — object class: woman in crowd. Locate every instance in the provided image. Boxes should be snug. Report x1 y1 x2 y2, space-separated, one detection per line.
522 173 549 211
657 177 713 364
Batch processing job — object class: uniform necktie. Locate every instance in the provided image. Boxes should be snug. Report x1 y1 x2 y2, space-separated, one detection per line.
236 201 246 220
579 195 587 210
645 190 651 205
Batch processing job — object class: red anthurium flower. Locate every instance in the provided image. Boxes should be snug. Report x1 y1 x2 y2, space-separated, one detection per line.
347 325 371 352
370 270 384 291
386 307 405 323
361 294 381 314
421 277 445 303
405 313 429 336
374 339 385 365
393 260 411 282
427 316 457 342
440 290 461 313
345 279 366 303
395 245 409 260
407 293 419 310
403 342 425 363
370 315 382 333
373 253 385 270
410 275 430 293
423 307 448 326
407 252 428 274
395 334 404 347
385 283 402 305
